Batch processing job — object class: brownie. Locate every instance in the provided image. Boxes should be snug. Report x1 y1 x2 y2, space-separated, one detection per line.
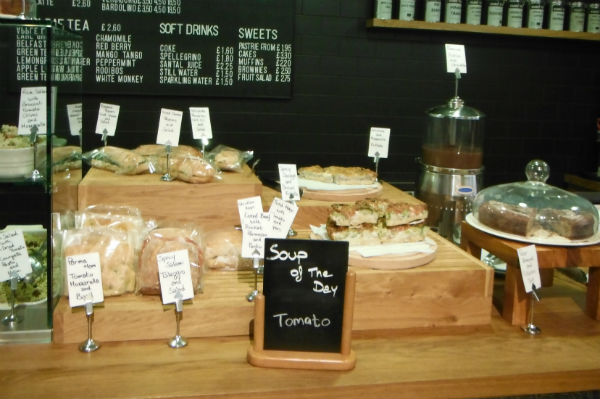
537 208 595 239
477 200 535 236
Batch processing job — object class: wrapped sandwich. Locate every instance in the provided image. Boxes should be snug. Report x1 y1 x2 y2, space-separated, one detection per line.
62 228 137 297
84 146 149 175
204 227 252 271
137 227 205 295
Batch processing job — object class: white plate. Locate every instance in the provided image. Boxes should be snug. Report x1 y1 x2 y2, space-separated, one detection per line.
465 213 600 247
298 178 381 191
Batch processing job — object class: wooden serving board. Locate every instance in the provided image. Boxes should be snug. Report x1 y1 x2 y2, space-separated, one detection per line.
349 248 437 270
301 183 383 201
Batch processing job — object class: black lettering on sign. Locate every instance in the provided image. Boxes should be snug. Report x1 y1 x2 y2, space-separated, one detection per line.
34 0 293 98
263 238 349 353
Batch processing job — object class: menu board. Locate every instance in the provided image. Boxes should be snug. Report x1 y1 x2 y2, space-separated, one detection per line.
262 238 349 353
26 0 293 98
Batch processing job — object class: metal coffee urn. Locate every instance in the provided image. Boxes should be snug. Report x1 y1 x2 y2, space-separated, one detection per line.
416 94 485 244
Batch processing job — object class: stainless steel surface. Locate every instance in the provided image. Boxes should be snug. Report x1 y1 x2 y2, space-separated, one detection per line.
417 162 483 243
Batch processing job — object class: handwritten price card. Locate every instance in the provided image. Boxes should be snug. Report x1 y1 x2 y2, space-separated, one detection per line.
18 86 47 135
368 127 390 158
263 238 349 353
267 197 298 239
156 108 183 146
0 229 32 282
238 196 268 258
278 164 300 202
95 103 120 137
157 249 194 305
517 245 541 293
65 252 104 308
67 103 83 137
445 43 467 74
189 107 213 141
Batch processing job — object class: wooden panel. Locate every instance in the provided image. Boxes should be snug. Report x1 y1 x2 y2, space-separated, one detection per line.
53 230 493 343
78 167 262 229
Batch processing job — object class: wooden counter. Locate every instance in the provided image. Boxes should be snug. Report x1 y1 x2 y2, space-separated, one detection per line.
1 273 599 399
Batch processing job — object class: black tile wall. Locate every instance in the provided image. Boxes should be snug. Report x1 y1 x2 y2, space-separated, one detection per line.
77 0 599 190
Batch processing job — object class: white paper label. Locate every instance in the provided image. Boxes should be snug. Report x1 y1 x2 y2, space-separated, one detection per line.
368 127 390 158
0 230 32 282
157 249 194 305
156 108 183 146
238 196 268 259
278 164 301 201
67 103 83 137
487 5 504 26
18 86 47 135
399 0 416 20
445 3 463 23
268 197 299 239
517 245 541 293
95 103 120 137
445 44 467 74
65 252 104 308
425 0 442 22
189 107 212 141
466 3 482 24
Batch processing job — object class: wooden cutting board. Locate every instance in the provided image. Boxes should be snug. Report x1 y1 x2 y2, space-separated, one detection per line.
349 242 437 270
301 183 383 201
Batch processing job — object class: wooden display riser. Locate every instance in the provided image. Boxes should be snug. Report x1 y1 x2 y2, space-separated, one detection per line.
53 232 493 344
78 167 262 230
261 181 422 230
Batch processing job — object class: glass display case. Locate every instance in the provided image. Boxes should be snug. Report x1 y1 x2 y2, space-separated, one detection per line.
0 16 82 343
470 159 600 244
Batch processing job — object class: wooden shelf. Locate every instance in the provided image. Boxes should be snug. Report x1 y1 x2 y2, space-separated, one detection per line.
367 18 600 41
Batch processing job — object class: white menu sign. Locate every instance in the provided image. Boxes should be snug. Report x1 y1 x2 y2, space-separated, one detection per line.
67 103 83 137
238 196 268 258
189 107 213 141
65 252 104 308
18 86 47 135
157 249 194 305
0 230 32 282
95 103 120 137
267 197 298 239
517 245 542 293
278 163 301 201
445 43 467 74
368 127 390 158
156 108 183 146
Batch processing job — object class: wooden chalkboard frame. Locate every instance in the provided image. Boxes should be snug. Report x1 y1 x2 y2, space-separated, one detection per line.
246 271 356 371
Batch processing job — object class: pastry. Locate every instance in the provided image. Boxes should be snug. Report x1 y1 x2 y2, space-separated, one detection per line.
298 165 377 185
326 198 428 245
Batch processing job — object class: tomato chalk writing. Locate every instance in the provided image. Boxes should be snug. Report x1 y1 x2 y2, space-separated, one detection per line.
272 313 331 328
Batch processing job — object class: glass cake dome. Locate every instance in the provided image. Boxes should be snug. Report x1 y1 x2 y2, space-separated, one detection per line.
472 159 599 241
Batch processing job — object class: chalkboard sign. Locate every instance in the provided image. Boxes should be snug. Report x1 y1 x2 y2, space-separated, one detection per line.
27 0 293 98
262 238 349 353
